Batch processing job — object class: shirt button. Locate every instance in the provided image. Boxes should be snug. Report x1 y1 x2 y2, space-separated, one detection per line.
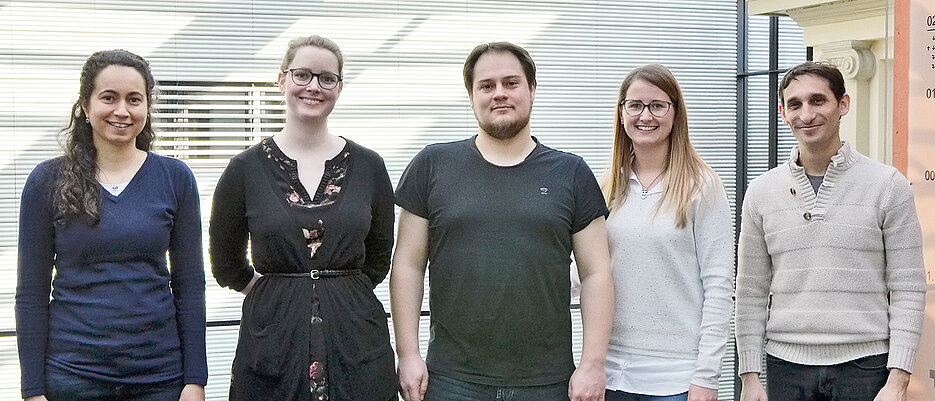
790 188 796 195
803 211 811 220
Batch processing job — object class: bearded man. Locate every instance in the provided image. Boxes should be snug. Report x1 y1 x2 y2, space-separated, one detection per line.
390 42 615 401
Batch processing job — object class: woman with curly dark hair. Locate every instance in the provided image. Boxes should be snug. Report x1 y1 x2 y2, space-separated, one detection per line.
15 49 207 401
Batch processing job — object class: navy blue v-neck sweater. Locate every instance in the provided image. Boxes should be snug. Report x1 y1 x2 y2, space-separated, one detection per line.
15 153 207 398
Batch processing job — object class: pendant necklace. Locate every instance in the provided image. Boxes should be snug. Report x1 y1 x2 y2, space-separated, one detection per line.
99 151 144 191
634 162 665 200
99 168 123 191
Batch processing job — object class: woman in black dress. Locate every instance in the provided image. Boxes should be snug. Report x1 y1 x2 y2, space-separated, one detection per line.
209 35 397 401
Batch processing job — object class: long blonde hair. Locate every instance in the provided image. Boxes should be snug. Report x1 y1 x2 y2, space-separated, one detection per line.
600 64 718 228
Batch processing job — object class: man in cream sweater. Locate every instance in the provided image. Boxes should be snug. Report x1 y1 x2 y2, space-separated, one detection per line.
735 61 926 401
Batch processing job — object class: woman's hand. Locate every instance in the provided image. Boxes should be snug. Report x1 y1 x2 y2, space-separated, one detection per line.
687 384 718 401
240 271 262 295
179 384 205 401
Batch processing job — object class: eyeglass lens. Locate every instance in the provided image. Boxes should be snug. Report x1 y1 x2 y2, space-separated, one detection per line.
622 100 670 117
287 68 340 89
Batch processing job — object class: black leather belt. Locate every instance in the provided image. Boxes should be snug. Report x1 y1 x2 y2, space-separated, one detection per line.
264 269 361 279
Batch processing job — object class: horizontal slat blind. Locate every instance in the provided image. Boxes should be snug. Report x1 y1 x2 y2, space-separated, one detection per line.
742 14 806 386
1 1 747 399
745 15 806 180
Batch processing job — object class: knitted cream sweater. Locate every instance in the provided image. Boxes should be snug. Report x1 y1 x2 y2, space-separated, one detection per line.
735 142 926 375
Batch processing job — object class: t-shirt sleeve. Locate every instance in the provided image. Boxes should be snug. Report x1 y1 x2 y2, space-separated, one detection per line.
394 146 432 218
571 158 609 233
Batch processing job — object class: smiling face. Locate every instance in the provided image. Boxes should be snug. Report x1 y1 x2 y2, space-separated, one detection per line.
278 45 342 123
780 73 849 151
81 65 148 150
469 51 535 140
622 79 674 150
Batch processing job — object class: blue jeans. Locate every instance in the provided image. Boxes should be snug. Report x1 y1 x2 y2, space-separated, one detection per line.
605 389 688 401
45 363 184 401
424 372 570 401
766 353 889 401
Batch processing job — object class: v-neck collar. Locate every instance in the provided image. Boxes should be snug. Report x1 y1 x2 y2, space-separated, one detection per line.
262 136 352 207
100 152 151 201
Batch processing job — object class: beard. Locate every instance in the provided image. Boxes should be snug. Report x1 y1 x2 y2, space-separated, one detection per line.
476 107 531 140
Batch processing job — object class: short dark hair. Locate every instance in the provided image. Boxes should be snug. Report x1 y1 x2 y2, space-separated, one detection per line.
462 42 536 93
779 61 846 104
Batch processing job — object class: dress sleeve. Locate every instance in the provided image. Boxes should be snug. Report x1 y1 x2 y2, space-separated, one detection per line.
15 163 56 398
362 154 395 288
209 156 254 291
168 162 208 386
572 157 610 233
690 177 735 389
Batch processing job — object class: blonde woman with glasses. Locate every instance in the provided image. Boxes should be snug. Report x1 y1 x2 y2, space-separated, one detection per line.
600 64 733 401
210 36 397 401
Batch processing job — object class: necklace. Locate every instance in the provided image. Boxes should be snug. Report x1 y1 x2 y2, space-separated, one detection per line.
98 168 123 191
98 151 145 191
100 170 120 191
634 163 665 200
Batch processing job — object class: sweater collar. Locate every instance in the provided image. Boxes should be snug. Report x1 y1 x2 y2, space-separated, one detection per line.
787 141 856 174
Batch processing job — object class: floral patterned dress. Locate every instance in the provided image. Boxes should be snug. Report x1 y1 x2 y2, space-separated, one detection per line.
210 137 398 401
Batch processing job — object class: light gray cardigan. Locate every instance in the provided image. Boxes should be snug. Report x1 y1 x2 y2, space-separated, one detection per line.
735 142 926 375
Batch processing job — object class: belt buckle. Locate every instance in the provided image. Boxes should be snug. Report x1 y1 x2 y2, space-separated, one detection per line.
309 270 320 280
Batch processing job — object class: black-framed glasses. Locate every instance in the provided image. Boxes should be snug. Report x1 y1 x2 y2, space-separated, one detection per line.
620 99 672 117
282 68 342 89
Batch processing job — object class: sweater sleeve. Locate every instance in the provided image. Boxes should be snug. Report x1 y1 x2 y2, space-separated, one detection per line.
15 163 56 398
362 153 394 288
209 156 254 292
880 171 926 372
690 178 735 389
168 163 208 385
734 183 773 375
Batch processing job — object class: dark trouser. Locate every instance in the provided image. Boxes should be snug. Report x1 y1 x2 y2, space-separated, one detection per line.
765 353 889 401
605 389 688 401
424 372 570 401
45 363 185 401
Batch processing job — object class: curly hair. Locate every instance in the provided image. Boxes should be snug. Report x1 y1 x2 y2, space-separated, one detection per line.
56 49 157 224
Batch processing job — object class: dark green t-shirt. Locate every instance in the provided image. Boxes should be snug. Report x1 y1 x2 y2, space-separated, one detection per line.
395 136 608 386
